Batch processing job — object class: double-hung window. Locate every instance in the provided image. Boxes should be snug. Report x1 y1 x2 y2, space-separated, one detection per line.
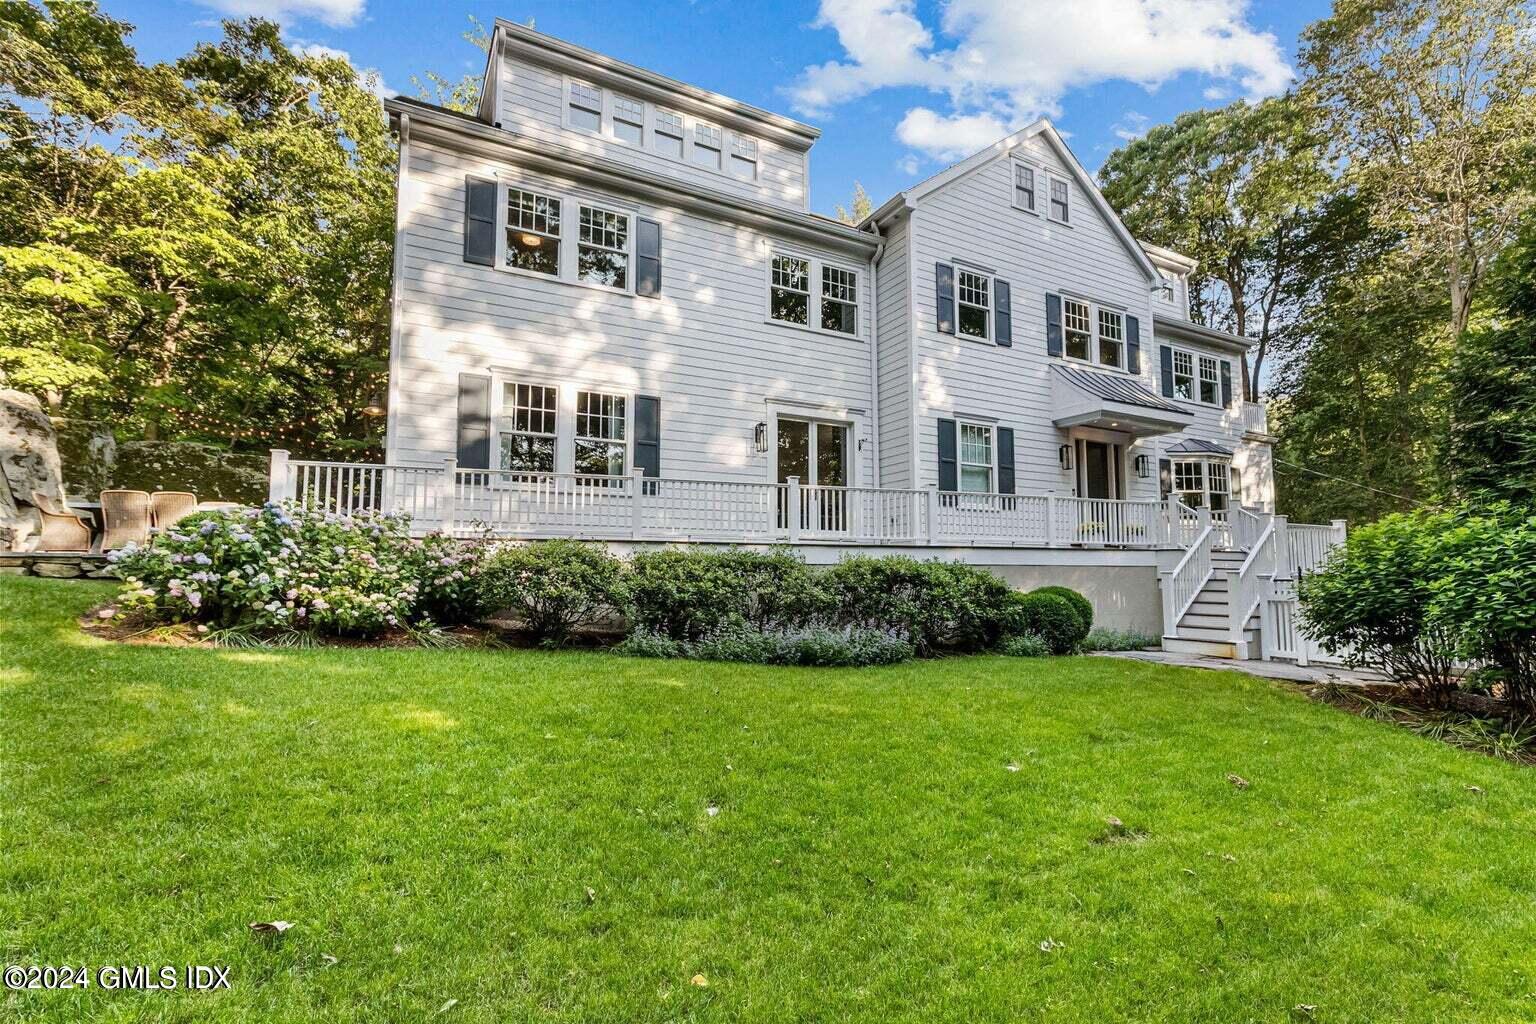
959 423 994 493
569 81 602 132
693 122 722 169
499 383 557 474
1207 460 1230 512
957 270 991 340
1172 349 1195 400
1049 178 1070 222
770 254 810 325
612 94 644 145
1097 308 1124 369
1173 460 1205 508
1198 355 1220 405
1013 164 1036 212
729 135 758 180
821 265 857 335
575 390 626 477
505 188 561 277
578 205 629 290
654 109 685 159
1063 297 1092 360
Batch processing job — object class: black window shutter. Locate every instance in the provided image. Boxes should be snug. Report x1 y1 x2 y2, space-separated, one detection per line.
937 418 958 491
1158 458 1172 499
994 280 1012 347
1159 345 1175 397
634 395 661 478
463 177 497 267
1126 314 1141 374
636 218 662 297
935 263 955 334
1045 292 1062 357
456 373 492 468
1221 360 1234 407
997 427 1015 494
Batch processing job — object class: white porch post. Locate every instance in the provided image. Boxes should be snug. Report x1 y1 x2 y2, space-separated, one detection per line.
267 449 291 504
631 469 645 540
440 457 457 536
1272 515 1290 578
786 476 801 543
1331 519 1348 545
926 485 940 546
1045 495 1058 547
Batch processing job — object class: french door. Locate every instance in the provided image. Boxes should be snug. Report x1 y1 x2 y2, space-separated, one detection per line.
776 418 848 532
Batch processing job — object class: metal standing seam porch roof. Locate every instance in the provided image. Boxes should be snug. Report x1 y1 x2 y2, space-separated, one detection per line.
1049 364 1195 438
1165 438 1234 456
1053 364 1184 413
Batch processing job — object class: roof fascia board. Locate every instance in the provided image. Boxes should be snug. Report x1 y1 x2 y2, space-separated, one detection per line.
474 23 503 123
1152 314 1254 354
494 20 819 149
388 99 874 257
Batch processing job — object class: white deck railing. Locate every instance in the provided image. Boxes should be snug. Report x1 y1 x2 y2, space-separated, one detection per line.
1160 506 1215 636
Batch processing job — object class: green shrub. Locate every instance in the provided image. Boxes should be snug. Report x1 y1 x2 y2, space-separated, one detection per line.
407 533 488 626
1030 585 1093 634
1082 627 1160 652
1427 505 1536 712
784 626 913 667
712 549 833 630
612 628 682 659
688 620 791 664
626 549 747 640
476 540 627 645
1000 631 1052 658
1299 509 1459 704
1011 592 1086 655
823 556 1011 654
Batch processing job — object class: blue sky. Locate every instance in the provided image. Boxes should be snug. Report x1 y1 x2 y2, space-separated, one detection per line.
110 0 1332 216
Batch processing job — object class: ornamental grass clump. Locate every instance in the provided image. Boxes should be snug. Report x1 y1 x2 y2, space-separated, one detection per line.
110 502 422 637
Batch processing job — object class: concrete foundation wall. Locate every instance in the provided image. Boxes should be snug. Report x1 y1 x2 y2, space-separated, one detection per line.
985 564 1161 634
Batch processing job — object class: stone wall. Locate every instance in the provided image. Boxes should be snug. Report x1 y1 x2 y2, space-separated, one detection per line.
0 553 116 579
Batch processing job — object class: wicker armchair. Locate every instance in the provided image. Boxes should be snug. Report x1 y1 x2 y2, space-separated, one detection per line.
150 491 198 531
100 490 151 551
30 492 92 553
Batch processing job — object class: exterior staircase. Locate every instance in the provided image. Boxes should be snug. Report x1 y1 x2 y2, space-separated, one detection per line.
1163 548 1260 659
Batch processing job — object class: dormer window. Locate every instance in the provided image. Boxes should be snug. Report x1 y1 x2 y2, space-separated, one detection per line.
654 109 684 159
569 81 602 132
694 122 722 170
612 94 644 145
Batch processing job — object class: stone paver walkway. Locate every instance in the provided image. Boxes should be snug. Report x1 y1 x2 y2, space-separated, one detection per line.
1092 649 1387 686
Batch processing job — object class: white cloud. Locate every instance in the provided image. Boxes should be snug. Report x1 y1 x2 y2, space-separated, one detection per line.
1203 85 1231 101
194 0 364 28
787 0 1292 162
895 108 1012 164
1112 111 1150 141
293 42 394 98
896 154 921 176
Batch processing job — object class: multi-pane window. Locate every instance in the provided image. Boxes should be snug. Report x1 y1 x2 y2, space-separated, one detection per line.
821 265 857 335
499 383 557 474
693 122 722 169
959 423 994 493
1014 164 1036 212
569 81 602 132
654 109 684 159
575 391 626 476
612 94 644 145
1172 349 1195 400
1199 355 1220 405
1208 460 1230 512
729 135 758 180
1050 178 1070 222
1173 460 1205 507
1157 270 1178 304
770 254 810 325
505 188 561 277
1171 458 1233 511
1097 309 1124 369
957 270 990 340
577 205 629 289
1063 297 1092 360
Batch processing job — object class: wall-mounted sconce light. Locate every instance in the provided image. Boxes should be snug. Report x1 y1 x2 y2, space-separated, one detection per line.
857 437 867 451
754 422 768 453
1135 453 1152 479
1058 444 1073 471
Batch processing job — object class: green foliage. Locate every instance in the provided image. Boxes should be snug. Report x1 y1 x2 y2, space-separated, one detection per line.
476 540 627 645
1427 505 1536 712
823 556 1013 654
626 549 831 641
1029 586 1093 635
1082 628 1162 652
999 631 1053 658
1298 508 1460 701
1009 592 1088 656
620 621 914 668
407 534 488 627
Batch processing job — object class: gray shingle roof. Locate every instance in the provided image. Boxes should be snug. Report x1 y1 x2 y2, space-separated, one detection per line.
1166 437 1233 455
1054 364 1183 414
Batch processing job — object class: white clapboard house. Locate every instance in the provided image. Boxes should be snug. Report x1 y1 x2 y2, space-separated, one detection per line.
267 21 1346 660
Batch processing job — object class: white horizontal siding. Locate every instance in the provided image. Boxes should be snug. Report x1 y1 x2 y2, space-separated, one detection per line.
390 139 873 487
874 213 912 488
497 56 808 214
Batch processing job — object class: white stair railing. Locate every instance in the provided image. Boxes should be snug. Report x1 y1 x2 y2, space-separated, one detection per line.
1159 503 1214 637
1226 516 1277 658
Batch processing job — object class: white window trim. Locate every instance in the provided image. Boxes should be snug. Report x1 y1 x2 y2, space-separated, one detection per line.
573 388 631 478
1047 173 1072 226
495 380 559 474
1165 344 1229 408
1169 455 1234 511
764 248 865 341
1059 294 1130 373
958 420 997 494
490 373 636 477
491 177 639 298
951 264 995 344
1011 160 1039 216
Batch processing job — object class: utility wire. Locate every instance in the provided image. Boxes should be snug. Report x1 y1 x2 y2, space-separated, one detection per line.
1273 458 1422 504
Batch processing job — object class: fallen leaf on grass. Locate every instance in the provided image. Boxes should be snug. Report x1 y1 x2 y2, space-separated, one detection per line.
691 974 709 987
1005 761 1020 772
1039 938 1064 952
249 921 293 935
585 887 596 904
437 998 458 1014
1221 853 1237 863
320 954 338 967
1465 785 1484 795
706 804 719 817
1227 774 1250 790
1293 1005 1317 1018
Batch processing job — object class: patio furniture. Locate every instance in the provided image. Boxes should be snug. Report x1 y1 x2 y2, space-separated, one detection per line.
150 491 199 531
100 490 151 551
30 492 93 553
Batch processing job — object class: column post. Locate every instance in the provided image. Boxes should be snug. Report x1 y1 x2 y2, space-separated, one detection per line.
267 449 291 505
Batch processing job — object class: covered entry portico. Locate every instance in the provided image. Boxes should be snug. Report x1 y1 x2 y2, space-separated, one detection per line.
1050 363 1193 500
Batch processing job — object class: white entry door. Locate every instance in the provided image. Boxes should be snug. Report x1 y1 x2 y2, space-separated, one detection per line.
776 418 848 532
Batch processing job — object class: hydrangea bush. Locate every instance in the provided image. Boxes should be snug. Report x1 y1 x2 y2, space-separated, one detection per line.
111 502 428 637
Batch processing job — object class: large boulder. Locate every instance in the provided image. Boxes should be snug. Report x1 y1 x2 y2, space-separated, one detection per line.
0 389 67 551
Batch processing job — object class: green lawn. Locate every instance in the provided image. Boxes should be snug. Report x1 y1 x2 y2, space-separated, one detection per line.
4 576 1535 1023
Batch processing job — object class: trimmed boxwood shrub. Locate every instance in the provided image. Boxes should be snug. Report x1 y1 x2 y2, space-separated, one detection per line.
476 539 627 645
822 556 1012 654
1030 585 1093 634
1010 591 1086 655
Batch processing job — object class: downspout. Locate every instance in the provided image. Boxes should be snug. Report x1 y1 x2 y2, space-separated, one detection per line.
867 218 885 487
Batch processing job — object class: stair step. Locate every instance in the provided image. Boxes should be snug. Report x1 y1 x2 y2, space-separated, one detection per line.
1187 599 1230 616
1176 624 1235 641
1163 636 1238 659
1180 612 1230 628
